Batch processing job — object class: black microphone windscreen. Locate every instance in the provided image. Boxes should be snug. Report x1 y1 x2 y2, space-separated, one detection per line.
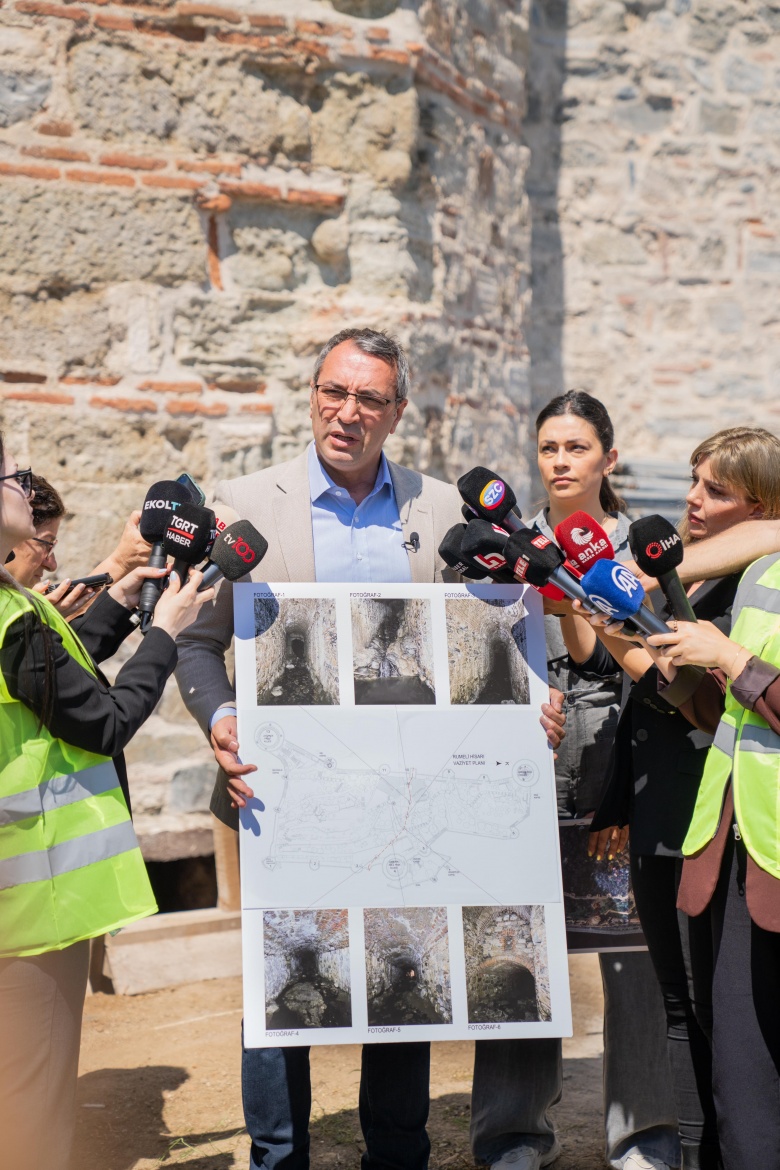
629 515 684 577
209 520 269 579
162 502 215 565
456 467 519 526
140 481 194 541
439 524 483 578
504 528 565 587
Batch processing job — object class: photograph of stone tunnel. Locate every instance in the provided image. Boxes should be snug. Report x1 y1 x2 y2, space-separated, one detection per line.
254 596 339 706
445 597 530 705
462 905 551 1024
363 907 452 1027
351 598 436 705
263 909 351 1031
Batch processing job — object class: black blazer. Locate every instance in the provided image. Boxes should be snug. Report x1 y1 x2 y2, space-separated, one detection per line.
0 589 177 812
590 574 741 856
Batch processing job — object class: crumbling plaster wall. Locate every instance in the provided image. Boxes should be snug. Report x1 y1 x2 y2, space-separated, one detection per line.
463 904 550 1021
0 0 530 858
364 906 451 1020
445 596 528 704
263 908 350 1000
254 596 339 702
351 597 434 689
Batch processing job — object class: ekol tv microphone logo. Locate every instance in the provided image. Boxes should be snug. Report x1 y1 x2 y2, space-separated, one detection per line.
479 479 506 510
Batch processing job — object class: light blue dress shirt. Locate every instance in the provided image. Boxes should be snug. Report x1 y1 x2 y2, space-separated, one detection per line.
210 444 413 727
307 441 412 584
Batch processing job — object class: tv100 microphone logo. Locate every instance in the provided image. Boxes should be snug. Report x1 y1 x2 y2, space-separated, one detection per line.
479 479 506 511
224 531 256 565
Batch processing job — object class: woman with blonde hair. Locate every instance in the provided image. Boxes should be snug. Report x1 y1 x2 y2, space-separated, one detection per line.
588 425 780 1169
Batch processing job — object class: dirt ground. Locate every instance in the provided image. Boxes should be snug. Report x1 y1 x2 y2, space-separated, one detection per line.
72 954 606 1170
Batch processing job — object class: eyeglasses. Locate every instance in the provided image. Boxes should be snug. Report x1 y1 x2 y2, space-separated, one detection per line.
31 536 58 553
314 385 397 419
0 468 33 498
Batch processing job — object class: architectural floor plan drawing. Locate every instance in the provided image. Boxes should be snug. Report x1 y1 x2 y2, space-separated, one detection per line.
254 719 541 892
234 582 572 1048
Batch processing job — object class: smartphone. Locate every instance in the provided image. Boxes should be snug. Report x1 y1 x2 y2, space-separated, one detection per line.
45 573 113 595
176 473 206 505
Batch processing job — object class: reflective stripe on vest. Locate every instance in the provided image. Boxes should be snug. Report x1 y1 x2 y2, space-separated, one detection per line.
0 589 157 956
683 554 780 874
0 819 140 891
0 759 119 826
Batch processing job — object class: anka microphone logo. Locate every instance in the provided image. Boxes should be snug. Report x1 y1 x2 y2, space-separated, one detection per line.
645 532 681 560
479 479 506 510
612 564 640 596
571 526 594 547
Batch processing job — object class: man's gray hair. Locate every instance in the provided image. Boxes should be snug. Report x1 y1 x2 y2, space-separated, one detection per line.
312 328 410 401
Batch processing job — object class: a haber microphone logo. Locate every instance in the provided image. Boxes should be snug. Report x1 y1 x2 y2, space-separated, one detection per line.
479 480 505 510
645 533 681 560
571 526 594 547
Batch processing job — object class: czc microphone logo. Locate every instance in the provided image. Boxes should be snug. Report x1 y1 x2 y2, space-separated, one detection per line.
479 480 505 510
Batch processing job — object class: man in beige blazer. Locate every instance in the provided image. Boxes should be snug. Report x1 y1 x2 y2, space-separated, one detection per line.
176 327 464 1170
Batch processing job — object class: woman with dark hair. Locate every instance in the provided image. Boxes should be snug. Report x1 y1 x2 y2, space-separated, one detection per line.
0 434 214 1170
470 391 679 1170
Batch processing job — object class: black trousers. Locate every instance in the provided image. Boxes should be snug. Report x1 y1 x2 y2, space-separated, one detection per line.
630 852 720 1164
689 835 780 1170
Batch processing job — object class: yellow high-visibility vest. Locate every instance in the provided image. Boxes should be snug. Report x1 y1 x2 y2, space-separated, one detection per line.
0 589 157 957
683 553 780 877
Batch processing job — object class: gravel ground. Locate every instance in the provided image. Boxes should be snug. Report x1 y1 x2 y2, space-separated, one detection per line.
71 954 606 1170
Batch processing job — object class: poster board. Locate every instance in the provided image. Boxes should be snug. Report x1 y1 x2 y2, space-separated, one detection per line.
234 581 573 1047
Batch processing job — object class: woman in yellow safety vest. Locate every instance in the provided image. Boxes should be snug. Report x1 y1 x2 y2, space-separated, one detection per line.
646 548 780 1170
0 432 214 1170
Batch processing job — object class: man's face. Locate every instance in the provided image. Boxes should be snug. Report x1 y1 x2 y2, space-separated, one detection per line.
309 342 407 481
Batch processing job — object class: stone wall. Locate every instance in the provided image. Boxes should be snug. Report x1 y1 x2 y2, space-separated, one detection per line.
462 903 551 1022
254 595 339 703
351 596 435 690
525 0 780 495
364 905 451 1022
263 907 350 1001
445 595 528 704
0 0 530 859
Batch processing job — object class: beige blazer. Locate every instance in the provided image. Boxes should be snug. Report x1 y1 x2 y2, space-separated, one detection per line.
175 448 463 825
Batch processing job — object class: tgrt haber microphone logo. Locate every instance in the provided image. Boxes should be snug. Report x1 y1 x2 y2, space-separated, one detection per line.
479 479 506 510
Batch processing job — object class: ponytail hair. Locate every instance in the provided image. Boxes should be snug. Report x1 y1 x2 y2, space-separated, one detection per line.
535 389 626 514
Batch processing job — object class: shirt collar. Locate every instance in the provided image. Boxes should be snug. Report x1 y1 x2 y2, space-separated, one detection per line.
307 441 393 505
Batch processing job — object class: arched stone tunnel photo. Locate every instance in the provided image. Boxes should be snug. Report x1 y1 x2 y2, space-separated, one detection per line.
254 596 339 706
351 598 436 705
364 907 452 1026
263 909 351 1030
445 597 530 705
462 905 551 1024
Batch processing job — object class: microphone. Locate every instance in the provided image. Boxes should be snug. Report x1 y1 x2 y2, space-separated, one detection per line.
457 467 524 532
198 520 269 590
162 502 216 582
555 511 614 574
460 519 517 582
504 528 595 608
461 504 478 522
578 559 676 640
628 515 697 623
138 480 195 629
438 524 490 579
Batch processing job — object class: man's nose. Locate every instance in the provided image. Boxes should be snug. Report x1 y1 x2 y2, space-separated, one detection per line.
336 394 361 423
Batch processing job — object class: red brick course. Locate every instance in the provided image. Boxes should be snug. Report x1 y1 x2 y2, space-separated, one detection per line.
100 152 167 170
66 168 136 186
22 145 90 162
138 380 203 394
90 396 158 412
165 400 228 416
3 391 76 405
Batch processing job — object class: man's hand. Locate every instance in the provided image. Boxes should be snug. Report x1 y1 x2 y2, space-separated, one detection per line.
210 714 257 809
540 687 566 754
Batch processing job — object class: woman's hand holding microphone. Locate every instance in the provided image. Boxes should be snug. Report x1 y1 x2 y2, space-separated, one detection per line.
109 565 215 639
